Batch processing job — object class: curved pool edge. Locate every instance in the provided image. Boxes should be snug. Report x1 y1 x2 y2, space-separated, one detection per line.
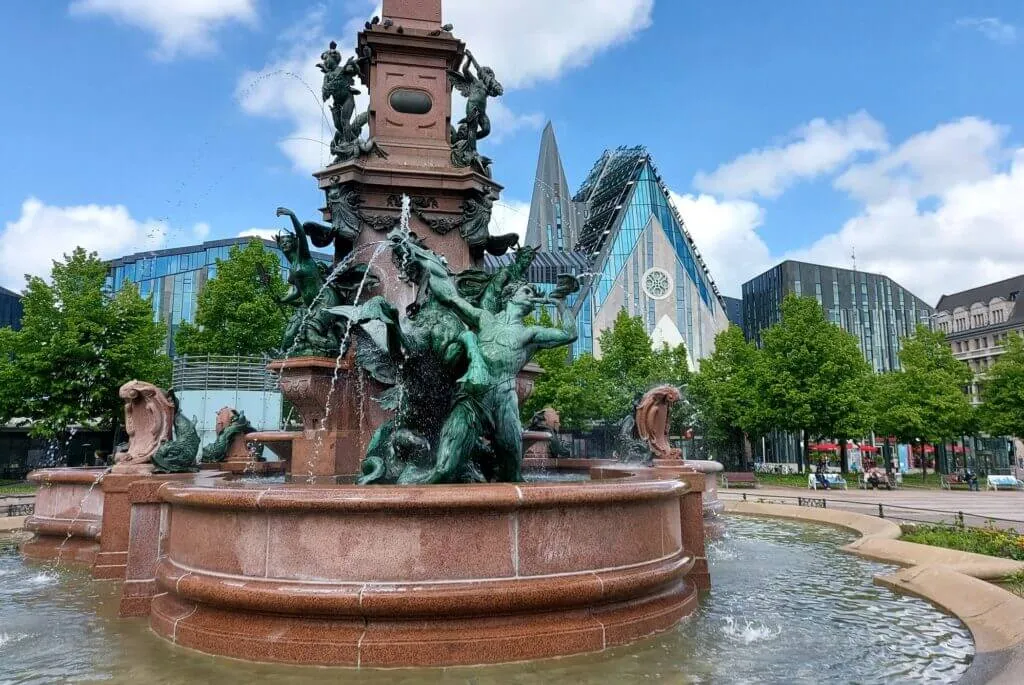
724 500 1024 685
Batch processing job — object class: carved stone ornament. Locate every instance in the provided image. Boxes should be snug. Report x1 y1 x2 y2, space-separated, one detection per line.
634 385 683 460
114 381 175 466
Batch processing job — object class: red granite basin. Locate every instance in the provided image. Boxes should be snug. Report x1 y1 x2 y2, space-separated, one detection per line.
148 477 702 667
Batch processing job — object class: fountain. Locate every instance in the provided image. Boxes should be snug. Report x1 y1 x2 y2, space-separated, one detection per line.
21 0 710 668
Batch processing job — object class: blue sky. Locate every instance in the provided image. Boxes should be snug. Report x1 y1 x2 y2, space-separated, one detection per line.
2 1 1023 301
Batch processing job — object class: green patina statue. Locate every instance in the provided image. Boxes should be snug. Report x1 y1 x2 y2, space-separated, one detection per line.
275 206 377 357
151 390 200 473
201 407 261 463
331 230 578 485
448 50 503 175
319 41 386 163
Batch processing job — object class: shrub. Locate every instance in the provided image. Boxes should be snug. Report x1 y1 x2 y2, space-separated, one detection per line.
901 523 1024 561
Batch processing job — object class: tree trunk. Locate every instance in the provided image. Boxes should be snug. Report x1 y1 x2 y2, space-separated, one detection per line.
839 437 849 474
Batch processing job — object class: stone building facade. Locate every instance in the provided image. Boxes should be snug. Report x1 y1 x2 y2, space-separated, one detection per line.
933 274 1024 405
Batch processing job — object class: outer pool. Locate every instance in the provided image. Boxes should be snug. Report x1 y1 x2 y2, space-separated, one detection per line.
0 516 972 684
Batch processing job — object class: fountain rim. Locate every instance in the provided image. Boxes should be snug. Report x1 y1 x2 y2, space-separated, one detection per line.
158 478 688 512
28 467 109 485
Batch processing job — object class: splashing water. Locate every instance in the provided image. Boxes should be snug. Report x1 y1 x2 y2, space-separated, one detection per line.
721 617 781 645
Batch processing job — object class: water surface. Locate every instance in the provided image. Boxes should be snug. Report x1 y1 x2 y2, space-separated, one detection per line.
0 516 973 684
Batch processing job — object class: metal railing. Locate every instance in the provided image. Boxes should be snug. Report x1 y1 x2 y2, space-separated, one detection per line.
723 491 1023 531
2 503 34 517
172 355 278 392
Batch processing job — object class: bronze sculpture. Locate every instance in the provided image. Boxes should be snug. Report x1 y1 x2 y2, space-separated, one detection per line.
448 50 503 174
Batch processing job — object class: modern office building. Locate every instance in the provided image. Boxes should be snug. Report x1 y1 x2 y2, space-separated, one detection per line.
722 296 744 329
741 260 934 373
522 127 729 365
106 238 331 356
524 123 585 253
569 146 729 362
934 274 1024 405
0 286 23 331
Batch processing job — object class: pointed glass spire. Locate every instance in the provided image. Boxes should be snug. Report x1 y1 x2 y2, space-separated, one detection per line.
525 122 581 251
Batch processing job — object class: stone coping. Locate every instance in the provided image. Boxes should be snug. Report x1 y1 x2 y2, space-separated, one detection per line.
159 478 688 512
0 516 27 532
725 500 1024 685
28 467 108 485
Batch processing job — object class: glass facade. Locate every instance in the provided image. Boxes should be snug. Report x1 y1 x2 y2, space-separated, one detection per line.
106 238 331 356
741 260 935 372
569 151 724 358
0 287 23 331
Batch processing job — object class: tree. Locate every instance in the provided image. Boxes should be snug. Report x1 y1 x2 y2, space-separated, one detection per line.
0 248 170 438
757 295 872 472
175 240 288 357
979 333 1024 438
596 309 664 419
522 308 614 431
889 325 974 478
689 326 765 469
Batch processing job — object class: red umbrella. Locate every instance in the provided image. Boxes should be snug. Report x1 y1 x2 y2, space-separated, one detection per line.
859 445 878 453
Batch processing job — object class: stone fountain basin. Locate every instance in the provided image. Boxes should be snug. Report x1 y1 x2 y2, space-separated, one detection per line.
148 478 699 667
21 467 107 564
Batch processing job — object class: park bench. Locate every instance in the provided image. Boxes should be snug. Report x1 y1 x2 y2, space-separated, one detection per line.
859 472 902 490
941 474 975 490
986 474 1024 491
808 473 847 490
721 472 758 488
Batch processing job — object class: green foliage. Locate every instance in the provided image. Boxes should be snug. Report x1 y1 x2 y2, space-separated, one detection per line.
524 308 692 431
0 248 170 437
901 523 1024 561
689 326 763 461
523 309 614 430
756 295 872 463
1005 570 1024 597
894 325 974 443
979 333 1024 438
597 309 683 419
175 240 288 357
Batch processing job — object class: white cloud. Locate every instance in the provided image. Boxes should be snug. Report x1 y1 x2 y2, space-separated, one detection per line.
834 117 1008 203
239 0 649 172
441 0 653 89
693 111 888 199
955 17 1017 45
668 191 771 297
68 0 257 60
0 197 167 290
192 222 211 240
689 112 1024 304
237 228 279 241
790 149 1024 303
489 199 531 243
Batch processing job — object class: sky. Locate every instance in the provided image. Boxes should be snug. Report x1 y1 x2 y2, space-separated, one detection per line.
1 1 1024 303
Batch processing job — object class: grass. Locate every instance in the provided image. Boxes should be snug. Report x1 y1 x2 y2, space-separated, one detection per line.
0 480 37 495
749 471 950 490
901 523 1024 561
1004 570 1024 598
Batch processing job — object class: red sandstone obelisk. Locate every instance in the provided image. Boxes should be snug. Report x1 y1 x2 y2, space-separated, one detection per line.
314 0 501 313
278 0 502 483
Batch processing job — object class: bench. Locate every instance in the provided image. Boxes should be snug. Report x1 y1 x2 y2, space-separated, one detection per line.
859 472 903 490
941 474 975 490
808 473 847 490
986 475 1024 491
721 472 758 488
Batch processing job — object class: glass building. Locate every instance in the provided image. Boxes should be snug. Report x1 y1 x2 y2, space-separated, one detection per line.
741 260 934 373
569 147 729 362
106 238 331 356
0 286 22 331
